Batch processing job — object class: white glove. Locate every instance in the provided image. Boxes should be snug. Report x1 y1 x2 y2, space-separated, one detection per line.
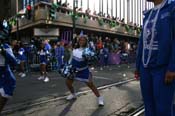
18 51 23 55
62 56 64 59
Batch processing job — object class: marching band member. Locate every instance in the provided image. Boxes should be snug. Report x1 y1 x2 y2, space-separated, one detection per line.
0 21 17 113
136 0 175 115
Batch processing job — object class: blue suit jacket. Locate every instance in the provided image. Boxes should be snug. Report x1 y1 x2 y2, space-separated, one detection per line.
136 0 175 72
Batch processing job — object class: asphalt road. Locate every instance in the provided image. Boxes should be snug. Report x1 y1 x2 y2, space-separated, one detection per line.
5 64 136 110
4 80 142 116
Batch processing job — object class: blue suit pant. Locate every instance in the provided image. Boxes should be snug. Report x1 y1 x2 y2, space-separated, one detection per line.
140 65 175 116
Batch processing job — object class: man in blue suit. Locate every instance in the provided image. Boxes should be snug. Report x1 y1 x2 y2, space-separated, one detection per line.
0 21 17 113
136 0 175 115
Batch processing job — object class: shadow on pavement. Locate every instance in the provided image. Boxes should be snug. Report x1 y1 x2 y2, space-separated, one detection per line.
90 107 104 116
58 100 76 116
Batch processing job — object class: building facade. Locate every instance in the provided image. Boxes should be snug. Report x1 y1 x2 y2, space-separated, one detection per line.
0 0 12 21
5 0 154 43
0 0 153 25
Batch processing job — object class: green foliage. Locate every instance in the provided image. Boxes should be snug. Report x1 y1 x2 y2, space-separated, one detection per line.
51 3 59 9
125 24 130 32
77 13 82 17
9 18 17 26
84 16 88 24
16 13 21 18
69 11 73 15
75 15 78 20
98 18 104 26
137 28 142 34
71 14 79 21
109 21 116 28
49 3 59 20
116 21 119 26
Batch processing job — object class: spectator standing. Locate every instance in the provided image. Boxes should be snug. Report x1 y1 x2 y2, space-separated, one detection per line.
102 44 109 67
63 43 72 65
55 42 64 70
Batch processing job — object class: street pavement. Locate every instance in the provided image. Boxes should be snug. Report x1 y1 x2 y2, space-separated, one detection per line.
2 64 143 116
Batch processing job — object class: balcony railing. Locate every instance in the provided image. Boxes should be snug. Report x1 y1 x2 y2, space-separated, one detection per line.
10 1 141 38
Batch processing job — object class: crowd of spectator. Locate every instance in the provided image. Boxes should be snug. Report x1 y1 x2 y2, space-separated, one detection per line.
10 33 137 76
38 0 141 30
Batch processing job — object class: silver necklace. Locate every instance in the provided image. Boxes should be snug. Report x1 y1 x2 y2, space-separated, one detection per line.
142 0 167 67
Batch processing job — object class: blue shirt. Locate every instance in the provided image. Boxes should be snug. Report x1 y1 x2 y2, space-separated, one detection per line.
44 43 52 51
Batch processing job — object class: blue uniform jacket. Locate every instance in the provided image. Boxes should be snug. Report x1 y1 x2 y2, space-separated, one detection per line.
17 47 27 61
136 0 175 72
3 43 18 66
0 43 17 97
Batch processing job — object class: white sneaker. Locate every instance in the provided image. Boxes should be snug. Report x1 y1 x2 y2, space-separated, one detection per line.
98 96 104 106
38 76 44 80
21 73 26 78
44 77 49 82
91 67 95 70
66 93 77 100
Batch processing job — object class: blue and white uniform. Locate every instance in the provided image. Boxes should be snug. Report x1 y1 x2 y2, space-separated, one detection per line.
136 0 175 115
0 43 17 98
72 48 90 82
17 48 26 62
38 49 50 64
